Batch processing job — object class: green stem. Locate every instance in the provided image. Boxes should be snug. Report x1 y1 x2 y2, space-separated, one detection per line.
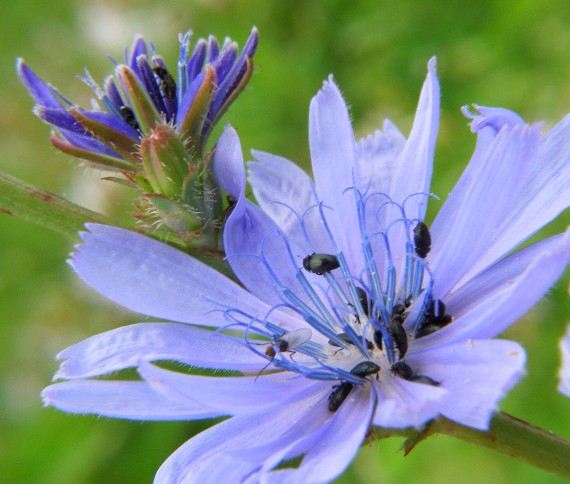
368 412 570 479
438 412 570 478
0 172 237 281
0 173 121 239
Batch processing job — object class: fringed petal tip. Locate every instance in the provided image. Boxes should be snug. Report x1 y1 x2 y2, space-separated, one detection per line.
67 229 102 262
314 75 343 104
40 387 56 408
461 104 526 133
427 56 437 75
66 223 105 263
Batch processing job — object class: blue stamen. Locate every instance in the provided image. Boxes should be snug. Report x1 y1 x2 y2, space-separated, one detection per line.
352 187 385 304
411 257 426 299
335 251 368 321
412 281 434 337
295 270 339 329
402 191 439 219
403 241 415 302
385 266 396 314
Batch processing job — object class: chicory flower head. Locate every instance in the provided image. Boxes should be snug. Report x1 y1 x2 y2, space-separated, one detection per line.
43 59 570 482
17 29 258 240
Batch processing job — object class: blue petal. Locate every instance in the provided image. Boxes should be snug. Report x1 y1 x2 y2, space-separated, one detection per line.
213 125 245 198
35 107 86 135
464 104 525 136
155 386 326 482
282 385 375 483
175 70 206 126
430 123 543 296
388 57 439 221
248 150 330 257
236 392 338 479
55 323 264 380
354 119 406 200
70 224 298 329
433 105 570 293
211 42 238 85
127 35 149 75
373 369 446 428
17 59 61 109
138 361 315 416
422 228 570 347
354 119 406 277
60 130 122 159
82 110 140 140
186 39 207 84
467 113 570 280
384 58 439 268
136 54 167 115
206 36 220 63
309 77 363 272
42 380 217 420
209 28 259 119
215 127 314 310
104 76 124 112
410 339 526 430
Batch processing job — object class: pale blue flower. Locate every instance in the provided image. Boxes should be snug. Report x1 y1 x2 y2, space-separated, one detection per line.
43 59 570 482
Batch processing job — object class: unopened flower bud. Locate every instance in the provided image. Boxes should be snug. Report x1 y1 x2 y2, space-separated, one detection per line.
140 124 193 199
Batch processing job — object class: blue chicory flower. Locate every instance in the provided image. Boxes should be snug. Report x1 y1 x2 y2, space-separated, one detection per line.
42 59 570 482
17 28 258 171
561 324 570 397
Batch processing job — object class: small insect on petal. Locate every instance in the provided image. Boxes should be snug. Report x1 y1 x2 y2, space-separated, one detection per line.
328 333 374 351
328 382 353 412
389 314 408 360
280 328 312 351
373 329 383 351
355 287 370 317
415 299 453 338
391 362 439 386
120 105 140 131
391 361 413 380
328 332 354 347
302 253 340 275
328 361 380 413
265 328 312 357
410 375 440 386
152 66 177 101
350 361 380 379
413 221 431 259
392 304 406 316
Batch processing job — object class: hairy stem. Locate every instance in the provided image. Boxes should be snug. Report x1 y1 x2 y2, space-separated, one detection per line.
0 173 119 238
367 412 570 479
0 172 236 280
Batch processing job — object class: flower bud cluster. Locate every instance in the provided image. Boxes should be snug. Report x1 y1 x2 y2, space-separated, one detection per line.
18 28 258 246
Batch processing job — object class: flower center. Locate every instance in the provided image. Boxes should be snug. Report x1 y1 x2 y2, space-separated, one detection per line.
231 189 453 411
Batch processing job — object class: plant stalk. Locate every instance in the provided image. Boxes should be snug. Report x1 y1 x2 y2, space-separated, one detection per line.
368 412 570 479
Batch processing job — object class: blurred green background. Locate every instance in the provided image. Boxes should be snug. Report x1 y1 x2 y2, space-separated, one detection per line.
1 0 569 482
